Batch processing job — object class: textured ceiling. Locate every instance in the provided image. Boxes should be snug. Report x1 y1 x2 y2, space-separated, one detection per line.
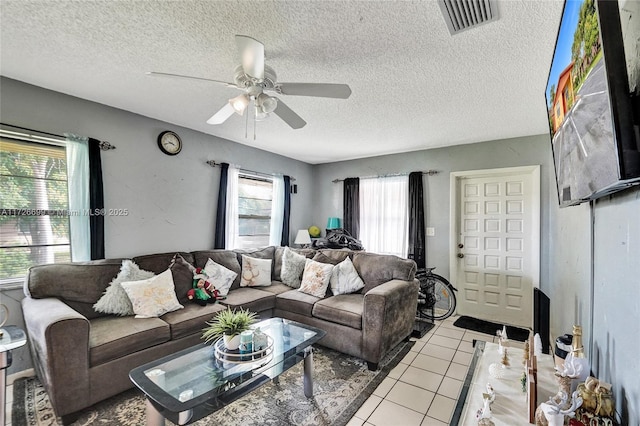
0 0 563 164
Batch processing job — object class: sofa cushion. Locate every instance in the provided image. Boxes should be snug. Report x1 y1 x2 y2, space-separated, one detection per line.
89 316 170 366
275 289 321 317
219 288 276 313
161 302 227 340
312 294 364 330
314 249 353 264
203 258 237 296
259 282 294 295
120 269 184 318
330 257 365 296
352 252 417 294
240 255 272 287
93 260 156 316
25 261 124 319
280 247 307 288
298 259 333 298
274 247 316 281
234 246 275 279
192 250 242 290
170 254 196 304
132 252 194 275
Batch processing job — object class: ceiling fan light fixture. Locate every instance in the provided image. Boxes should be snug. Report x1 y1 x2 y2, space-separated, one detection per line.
257 93 277 113
255 108 270 121
229 94 250 115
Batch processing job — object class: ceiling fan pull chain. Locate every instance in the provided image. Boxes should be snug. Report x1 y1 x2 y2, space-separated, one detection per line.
245 103 249 139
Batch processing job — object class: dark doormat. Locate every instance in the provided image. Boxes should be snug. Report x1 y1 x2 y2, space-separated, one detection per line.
453 315 530 342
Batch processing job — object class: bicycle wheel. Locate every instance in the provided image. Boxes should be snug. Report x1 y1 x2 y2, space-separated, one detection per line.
417 273 456 321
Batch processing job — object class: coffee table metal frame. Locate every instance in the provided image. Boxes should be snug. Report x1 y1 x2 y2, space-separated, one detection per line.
129 317 326 426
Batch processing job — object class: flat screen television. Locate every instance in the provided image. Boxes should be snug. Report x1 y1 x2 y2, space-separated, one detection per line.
546 0 640 207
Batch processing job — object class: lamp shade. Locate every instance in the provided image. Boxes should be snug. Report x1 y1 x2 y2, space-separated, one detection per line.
326 217 341 230
294 229 311 245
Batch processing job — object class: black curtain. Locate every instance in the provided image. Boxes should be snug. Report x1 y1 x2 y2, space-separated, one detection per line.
408 172 426 268
281 176 291 246
214 163 229 249
343 177 360 239
88 138 105 260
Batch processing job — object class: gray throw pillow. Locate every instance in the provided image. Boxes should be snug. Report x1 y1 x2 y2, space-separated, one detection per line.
281 247 307 288
93 260 155 316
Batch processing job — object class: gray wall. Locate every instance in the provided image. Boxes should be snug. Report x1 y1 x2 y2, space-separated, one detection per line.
312 134 555 287
0 77 314 373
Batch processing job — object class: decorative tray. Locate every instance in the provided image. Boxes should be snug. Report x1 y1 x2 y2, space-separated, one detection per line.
213 335 274 365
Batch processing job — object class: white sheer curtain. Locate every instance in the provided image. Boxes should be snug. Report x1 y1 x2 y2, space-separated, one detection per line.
225 164 241 249
269 174 285 246
65 134 91 261
359 175 409 257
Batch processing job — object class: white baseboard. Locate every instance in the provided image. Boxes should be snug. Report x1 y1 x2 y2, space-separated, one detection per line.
7 368 35 385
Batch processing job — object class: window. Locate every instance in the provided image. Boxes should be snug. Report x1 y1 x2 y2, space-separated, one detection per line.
236 174 273 249
0 138 71 283
359 176 409 257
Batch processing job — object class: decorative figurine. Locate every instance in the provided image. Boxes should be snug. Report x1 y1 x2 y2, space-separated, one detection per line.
534 391 583 426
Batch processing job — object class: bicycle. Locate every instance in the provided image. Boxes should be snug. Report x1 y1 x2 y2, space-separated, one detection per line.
416 267 458 321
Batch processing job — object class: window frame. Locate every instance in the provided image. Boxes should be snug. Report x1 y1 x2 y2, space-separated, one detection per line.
236 173 274 249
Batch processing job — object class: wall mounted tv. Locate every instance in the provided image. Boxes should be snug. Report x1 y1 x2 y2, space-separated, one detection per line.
546 0 640 208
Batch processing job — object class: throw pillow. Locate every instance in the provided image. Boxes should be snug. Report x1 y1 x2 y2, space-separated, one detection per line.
240 255 272 287
170 254 196 304
298 259 334 298
93 260 155 316
330 257 365 295
120 269 183 318
204 258 238 296
280 247 307 288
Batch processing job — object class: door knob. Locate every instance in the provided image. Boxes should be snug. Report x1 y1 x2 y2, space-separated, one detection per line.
457 253 464 258
458 243 464 249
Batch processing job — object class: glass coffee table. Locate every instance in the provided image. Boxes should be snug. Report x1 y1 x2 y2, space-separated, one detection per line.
130 317 326 426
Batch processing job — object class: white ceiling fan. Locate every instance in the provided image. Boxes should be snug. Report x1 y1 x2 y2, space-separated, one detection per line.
147 35 352 130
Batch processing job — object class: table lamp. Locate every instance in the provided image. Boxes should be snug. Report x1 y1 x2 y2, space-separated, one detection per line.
294 229 312 248
326 217 341 230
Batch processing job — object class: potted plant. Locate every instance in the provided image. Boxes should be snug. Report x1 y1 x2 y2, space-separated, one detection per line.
202 308 257 350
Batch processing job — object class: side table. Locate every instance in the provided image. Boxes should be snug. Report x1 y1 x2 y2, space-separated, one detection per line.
1 326 27 426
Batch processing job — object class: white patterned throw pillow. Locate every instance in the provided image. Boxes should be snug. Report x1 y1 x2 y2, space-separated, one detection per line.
298 259 334 298
120 269 183 318
240 255 272 287
203 258 237 296
93 260 155 316
280 247 307 288
330 257 365 295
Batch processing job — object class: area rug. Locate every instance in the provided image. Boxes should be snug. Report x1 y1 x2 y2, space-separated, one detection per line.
13 341 412 426
453 315 530 342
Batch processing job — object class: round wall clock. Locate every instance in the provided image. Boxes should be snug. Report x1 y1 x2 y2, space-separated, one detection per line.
157 131 182 155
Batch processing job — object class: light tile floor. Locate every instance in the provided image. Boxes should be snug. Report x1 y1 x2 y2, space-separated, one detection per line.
346 315 524 426
3 315 523 426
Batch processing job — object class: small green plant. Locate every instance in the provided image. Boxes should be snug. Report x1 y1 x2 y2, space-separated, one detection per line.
202 308 258 344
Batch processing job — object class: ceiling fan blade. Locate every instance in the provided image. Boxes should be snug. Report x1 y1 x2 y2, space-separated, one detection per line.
206 103 235 125
275 83 352 99
235 35 264 80
272 98 306 129
146 71 235 87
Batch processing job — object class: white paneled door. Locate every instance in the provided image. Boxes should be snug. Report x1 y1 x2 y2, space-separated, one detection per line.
450 166 540 329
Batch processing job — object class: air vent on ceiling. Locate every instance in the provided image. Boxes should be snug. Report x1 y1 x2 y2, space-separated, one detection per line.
438 0 499 35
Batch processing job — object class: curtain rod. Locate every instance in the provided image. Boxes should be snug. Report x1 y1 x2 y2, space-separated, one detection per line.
206 160 296 182
331 170 438 183
0 122 116 150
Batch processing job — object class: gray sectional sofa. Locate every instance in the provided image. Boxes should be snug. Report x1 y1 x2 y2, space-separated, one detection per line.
21 246 419 422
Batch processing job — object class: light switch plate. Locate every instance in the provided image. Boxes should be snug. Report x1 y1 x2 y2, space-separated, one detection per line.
426 227 435 236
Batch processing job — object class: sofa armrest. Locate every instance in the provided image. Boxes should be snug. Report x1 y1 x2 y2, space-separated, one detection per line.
22 296 91 417
362 279 419 366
